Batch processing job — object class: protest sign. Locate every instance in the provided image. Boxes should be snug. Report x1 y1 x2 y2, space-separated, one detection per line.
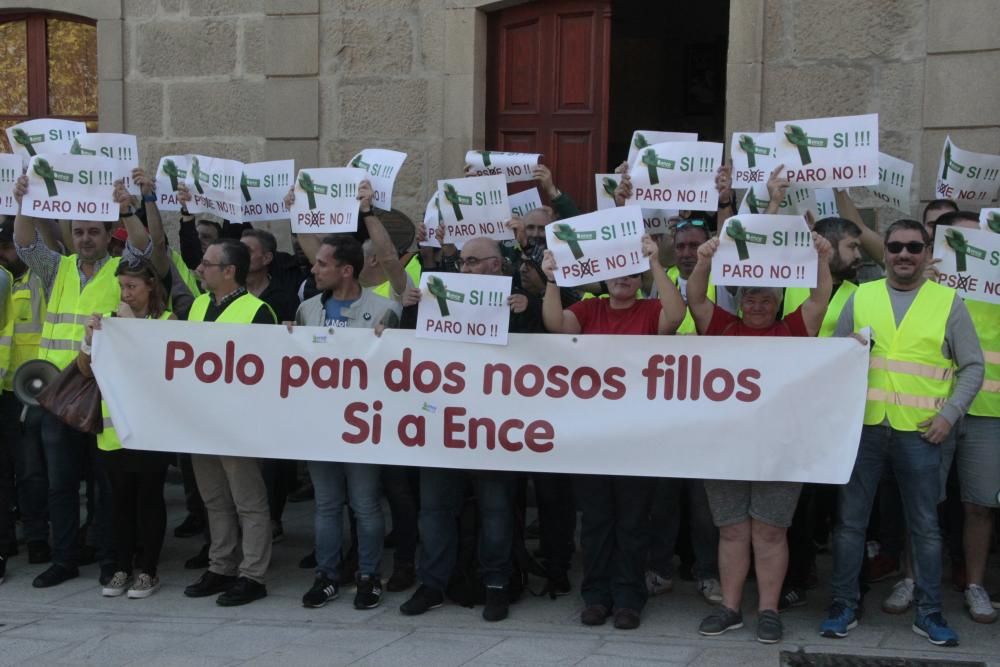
545 205 647 287
813 188 839 219
731 132 780 188
864 152 913 213
774 114 879 187
626 130 698 166
156 155 202 213
932 226 1000 305
713 214 817 287
980 208 1000 233
184 155 244 223
594 174 619 211
22 154 118 221
290 167 366 234
70 133 139 195
626 141 723 212
93 320 868 483
935 137 1000 205
420 192 442 248
465 150 541 184
509 188 543 218
5 118 86 165
0 154 20 215
437 174 513 247
240 160 294 223
641 209 679 234
348 148 407 210
737 183 839 220
417 272 512 346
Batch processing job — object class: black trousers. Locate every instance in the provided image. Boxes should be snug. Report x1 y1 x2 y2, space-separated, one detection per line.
533 472 576 576
102 448 170 576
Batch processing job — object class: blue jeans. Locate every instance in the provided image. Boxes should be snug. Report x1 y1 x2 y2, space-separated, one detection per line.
831 425 944 618
417 468 516 591
308 461 383 579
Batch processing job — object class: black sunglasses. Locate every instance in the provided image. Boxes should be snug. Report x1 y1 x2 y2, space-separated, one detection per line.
675 219 707 230
886 241 926 255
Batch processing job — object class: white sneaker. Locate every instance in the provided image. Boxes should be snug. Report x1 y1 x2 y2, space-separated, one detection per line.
127 573 161 599
101 571 131 597
964 584 997 623
698 577 723 604
645 570 673 595
881 577 914 614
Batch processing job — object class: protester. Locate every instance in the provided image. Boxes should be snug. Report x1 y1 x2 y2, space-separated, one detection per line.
823 219 984 647
686 231 833 644
77 258 175 598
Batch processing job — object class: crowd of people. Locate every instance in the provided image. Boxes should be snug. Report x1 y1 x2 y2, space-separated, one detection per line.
0 153 995 650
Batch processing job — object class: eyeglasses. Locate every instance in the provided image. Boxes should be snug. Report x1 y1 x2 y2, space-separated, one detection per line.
455 256 499 269
885 241 926 255
675 219 707 230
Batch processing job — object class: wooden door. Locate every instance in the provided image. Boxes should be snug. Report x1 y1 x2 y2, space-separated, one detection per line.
487 0 611 214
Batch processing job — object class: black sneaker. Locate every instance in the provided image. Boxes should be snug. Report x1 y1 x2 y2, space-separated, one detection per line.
216 576 267 607
173 514 204 538
698 606 744 636
32 564 79 589
27 541 51 565
184 571 236 598
386 561 415 592
98 563 118 586
400 584 444 616
545 572 572 597
757 609 783 644
354 574 383 610
778 587 807 612
302 575 338 608
482 585 509 622
184 544 210 570
299 551 317 569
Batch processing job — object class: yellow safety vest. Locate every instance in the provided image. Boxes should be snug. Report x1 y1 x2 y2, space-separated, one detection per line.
783 281 857 338
172 249 202 296
966 300 999 418
667 265 715 335
188 291 275 324
373 254 422 299
98 311 173 452
854 279 956 431
39 255 122 370
0 269 47 392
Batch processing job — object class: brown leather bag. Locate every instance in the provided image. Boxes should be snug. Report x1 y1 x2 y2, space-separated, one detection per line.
36 361 103 434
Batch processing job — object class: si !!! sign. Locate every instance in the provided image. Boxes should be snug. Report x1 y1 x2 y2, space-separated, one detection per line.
437 174 513 248
545 206 647 287
156 155 202 213
23 153 118 221
509 188 543 218
417 272 513 346
626 130 698 166
348 148 407 210
730 131 780 188
712 214 817 288
932 226 1000 305
774 113 879 188
69 133 140 195
626 141 723 212
866 152 913 214
935 137 1000 205
5 118 86 166
290 167 366 233
240 159 295 222
185 155 245 223
0 154 20 215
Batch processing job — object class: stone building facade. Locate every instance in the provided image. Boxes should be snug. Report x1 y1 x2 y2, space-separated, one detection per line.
2 0 999 245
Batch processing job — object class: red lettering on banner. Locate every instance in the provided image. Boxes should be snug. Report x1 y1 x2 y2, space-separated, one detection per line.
385 347 466 394
483 363 627 400
343 401 383 445
165 341 193 379
443 407 555 453
641 354 762 402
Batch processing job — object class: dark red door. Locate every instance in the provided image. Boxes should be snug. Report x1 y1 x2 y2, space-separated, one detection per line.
487 0 611 214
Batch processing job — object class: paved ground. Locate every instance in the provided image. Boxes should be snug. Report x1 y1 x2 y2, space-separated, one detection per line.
1 477 998 666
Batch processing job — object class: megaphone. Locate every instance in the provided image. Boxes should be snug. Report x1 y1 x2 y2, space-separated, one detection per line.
13 359 60 408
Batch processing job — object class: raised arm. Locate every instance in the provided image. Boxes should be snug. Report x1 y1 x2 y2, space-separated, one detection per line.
687 238 719 334
540 249 581 334
114 180 150 253
800 232 833 337
644 234 685 334
358 179 406 295
715 163 736 221
284 186 320 266
134 168 170 277
834 188 883 265
764 164 788 214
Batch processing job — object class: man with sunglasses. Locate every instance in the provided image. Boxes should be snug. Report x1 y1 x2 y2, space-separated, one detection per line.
822 220 984 647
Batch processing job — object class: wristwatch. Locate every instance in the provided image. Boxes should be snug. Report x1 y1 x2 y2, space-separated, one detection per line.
120 208 135 218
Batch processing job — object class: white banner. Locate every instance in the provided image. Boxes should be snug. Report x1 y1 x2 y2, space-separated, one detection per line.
731 132 780 188
69 133 140 195
240 159 294 222
932 226 1000 305
464 150 540 184
935 137 1000 206
980 208 1000 233
626 130 697 166
509 188 543 218
865 152 913 214
290 167 366 234
349 148 407 210
92 320 868 483
6 118 86 165
713 214 817 287
156 155 203 213
595 174 619 211
419 192 442 248
23 154 118 221
0 154 20 215
775 114 879 187
545 206 647 287
438 174 513 247
626 141 723 212
186 155 244 223
417 272 512 346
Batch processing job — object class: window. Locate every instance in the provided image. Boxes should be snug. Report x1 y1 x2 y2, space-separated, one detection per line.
0 12 98 153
